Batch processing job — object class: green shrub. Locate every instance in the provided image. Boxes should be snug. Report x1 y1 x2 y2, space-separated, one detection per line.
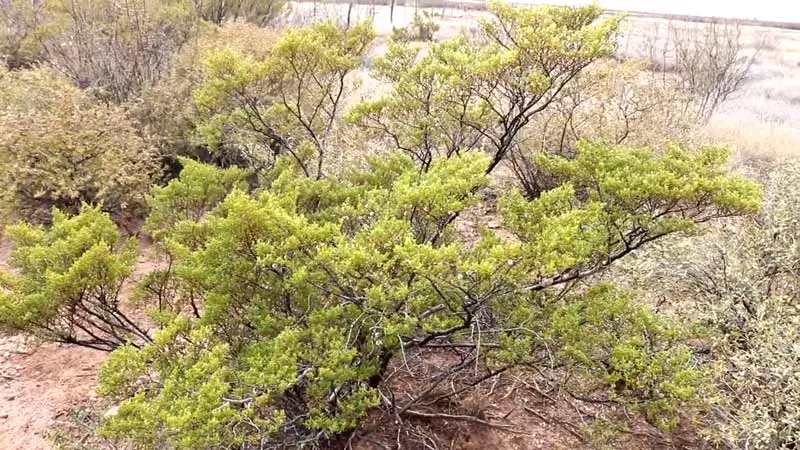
131 24 279 169
349 1 620 174
193 20 375 176
135 158 252 315
549 284 710 431
0 5 769 448
145 157 251 240
90 139 758 447
0 205 148 351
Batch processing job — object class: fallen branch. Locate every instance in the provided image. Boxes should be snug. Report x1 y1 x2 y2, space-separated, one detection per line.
522 406 585 442
400 408 520 433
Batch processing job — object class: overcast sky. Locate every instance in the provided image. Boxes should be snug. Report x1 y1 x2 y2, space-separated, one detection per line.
516 0 800 22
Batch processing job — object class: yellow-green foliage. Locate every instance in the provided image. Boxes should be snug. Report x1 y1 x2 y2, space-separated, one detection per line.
548 285 709 431
193 20 375 177
349 1 620 172
145 157 251 240
0 68 158 223
133 159 253 316
91 140 758 447
132 23 279 163
0 5 772 448
0 205 147 351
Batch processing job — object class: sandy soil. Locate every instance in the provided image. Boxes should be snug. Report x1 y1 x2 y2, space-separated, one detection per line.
0 339 106 450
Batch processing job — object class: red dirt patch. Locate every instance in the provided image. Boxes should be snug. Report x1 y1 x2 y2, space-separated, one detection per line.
0 338 106 450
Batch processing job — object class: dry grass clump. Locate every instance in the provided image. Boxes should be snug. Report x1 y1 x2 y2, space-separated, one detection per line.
698 115 800 164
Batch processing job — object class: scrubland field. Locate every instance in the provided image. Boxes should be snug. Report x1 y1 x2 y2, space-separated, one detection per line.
293 1 800 159
1 1 799 449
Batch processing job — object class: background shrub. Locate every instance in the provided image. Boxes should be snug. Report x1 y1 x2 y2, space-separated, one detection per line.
0 67 158 224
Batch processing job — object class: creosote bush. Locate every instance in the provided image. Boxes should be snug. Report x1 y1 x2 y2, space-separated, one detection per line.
548 285 710 431
131 24 279 169
193 20 375 176
88 140 759 448
349 1 621 173
509 59 697 198
0 205 149 351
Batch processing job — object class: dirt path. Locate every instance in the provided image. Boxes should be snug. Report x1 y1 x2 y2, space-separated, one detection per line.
0 337 106 450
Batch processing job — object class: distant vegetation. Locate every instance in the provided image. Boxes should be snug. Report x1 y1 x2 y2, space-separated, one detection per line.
0 1 795 449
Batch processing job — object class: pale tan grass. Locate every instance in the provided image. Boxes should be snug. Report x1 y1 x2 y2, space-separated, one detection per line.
697 114 800 165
